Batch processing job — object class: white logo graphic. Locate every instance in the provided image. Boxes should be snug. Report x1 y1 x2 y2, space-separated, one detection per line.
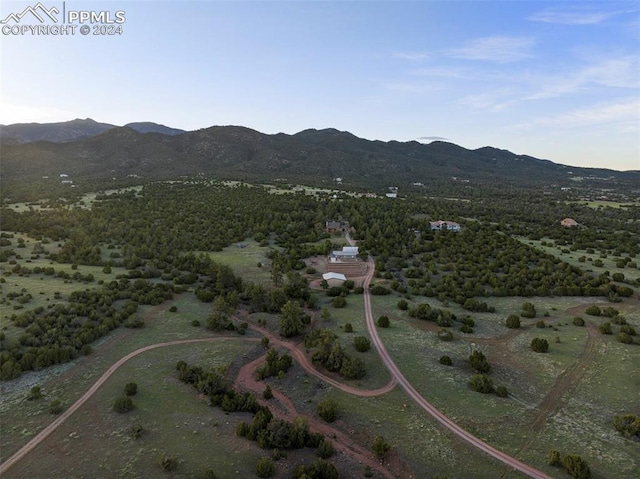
0 2 59 24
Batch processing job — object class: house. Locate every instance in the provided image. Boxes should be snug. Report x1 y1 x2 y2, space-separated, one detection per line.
560 218 579 227
430 220 461 232
322 272 347 282
329 246 359 263
325 220 349 233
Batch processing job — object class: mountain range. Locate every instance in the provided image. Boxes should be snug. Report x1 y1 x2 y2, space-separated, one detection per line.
1 119 637 191
0 118 185 143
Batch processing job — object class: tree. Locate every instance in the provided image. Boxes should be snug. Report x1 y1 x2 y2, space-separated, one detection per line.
531 337 549 353
469 350 490 373
114 396 134 413
377 315 390 328
279 300 305 337
124 382 138 396
353 336 371 352
372 435 391 459
562 454 590 479
469 373 493 393
255 457 275 478
317 397 339 422
505 315 520 329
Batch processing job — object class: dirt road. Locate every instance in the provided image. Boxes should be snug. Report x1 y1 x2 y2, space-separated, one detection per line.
361 257 555 479
0 337 257 476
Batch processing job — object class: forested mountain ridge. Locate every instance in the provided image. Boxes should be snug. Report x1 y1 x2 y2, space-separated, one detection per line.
0 118 185 144
1 123 637 192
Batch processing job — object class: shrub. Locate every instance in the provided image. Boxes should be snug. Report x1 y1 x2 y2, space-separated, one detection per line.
531 337 549 353
562 454 590 479
27 386 43 400
316 438 335 459
331 296 347 308
437 329 453 341
469 350 490 373
113 396 134 413
548 449 562 466
495 385 509 398
377 315 390 328
124 382 138 396
613 414 640 439
505 315 520 329
317 397 339 422
159 455 178 472
49 399 63 414
598 322 612 335
585 305 601 316
617 332 633 344
372 435 391 459
169 305 178 312
439 355 452 366
397 299 408 310
344 322 353 333
255 457 275 478
469 374 493 394
191 319 200 327
572 317 585 326
263 385 273 400
536 320 546 328
353 336 371 352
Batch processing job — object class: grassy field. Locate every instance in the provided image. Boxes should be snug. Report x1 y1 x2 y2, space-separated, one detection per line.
3 223 639 478
518 237 640 283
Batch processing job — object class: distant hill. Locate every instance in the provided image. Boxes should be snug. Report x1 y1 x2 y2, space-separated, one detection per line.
0 119 186 143
0 118 115 143
1 124 637 191
124 122 185 136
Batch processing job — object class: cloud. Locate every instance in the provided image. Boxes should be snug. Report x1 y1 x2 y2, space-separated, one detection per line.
523 54 639 100
395 52 430 61
457 89 517 112
447 36 535 63
408 67 464 78
417 136 449 142
528 7 621 25
513 97 640 130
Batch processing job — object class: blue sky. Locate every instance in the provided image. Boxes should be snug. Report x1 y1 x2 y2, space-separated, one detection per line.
1 1 638 171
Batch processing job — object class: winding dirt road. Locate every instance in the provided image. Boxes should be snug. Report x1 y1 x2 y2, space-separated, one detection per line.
361 257 555 479
0 337 258 476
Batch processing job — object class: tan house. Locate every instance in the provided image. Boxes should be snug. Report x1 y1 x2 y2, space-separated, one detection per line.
560 218 579 227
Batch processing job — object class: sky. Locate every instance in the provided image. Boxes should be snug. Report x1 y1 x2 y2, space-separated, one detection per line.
1 0 639 171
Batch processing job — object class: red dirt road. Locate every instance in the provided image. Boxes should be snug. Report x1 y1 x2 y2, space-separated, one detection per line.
361 257 555 479
0 337 257 476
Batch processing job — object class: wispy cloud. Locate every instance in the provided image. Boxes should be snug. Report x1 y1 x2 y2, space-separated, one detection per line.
457 89 517 112
513 97 640 130
417 136 449 141
523 54 639 100
407 67 464 78
528 7 618 25
395 51 430 61
447 36 535 63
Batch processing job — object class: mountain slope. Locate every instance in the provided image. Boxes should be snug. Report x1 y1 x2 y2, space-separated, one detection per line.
1 124 636 190
0 118 115 143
